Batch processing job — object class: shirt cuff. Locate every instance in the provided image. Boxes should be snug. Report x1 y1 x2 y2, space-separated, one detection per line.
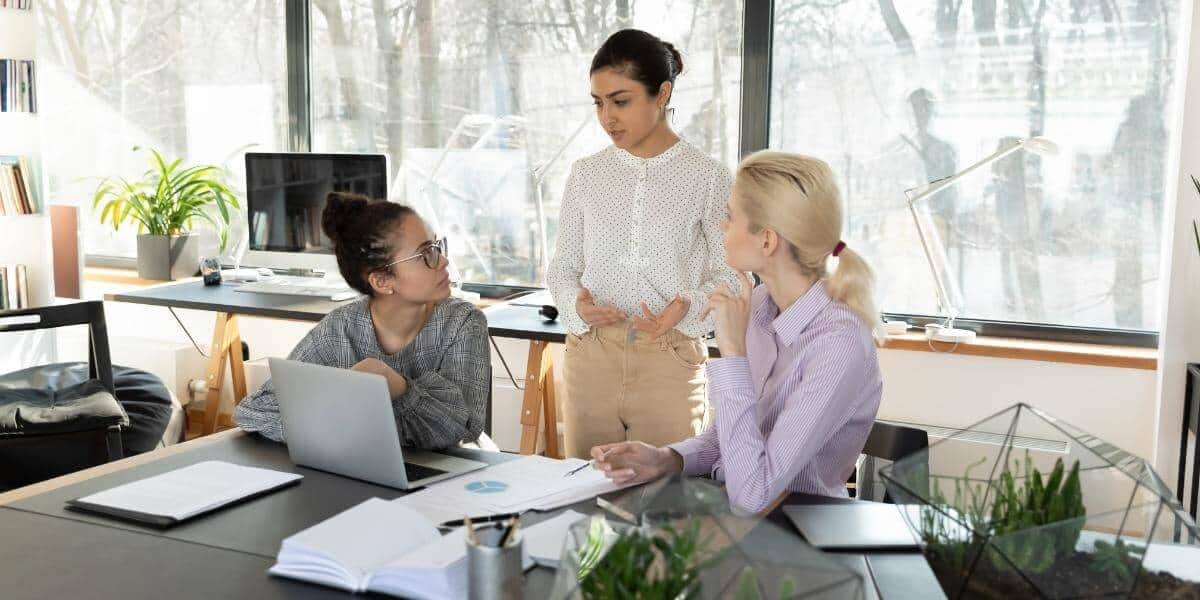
706 357 754 404
668 437 720 477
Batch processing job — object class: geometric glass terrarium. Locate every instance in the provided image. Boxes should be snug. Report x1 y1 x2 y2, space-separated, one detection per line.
550 475 866 599
880 403 1200 599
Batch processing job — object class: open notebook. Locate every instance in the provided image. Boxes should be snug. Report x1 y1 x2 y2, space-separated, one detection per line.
270 498 530 599
66 461 302 527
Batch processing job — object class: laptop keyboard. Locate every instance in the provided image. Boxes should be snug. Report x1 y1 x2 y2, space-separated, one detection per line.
404 462 448 482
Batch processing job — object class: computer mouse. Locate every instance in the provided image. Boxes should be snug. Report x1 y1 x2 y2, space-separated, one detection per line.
539 305 559 322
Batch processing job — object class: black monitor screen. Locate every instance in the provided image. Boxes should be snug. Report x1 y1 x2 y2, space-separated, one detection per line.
245 153 387 253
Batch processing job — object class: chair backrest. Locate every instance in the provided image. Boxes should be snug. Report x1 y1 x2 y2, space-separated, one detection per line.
0 301 114 396
857 421 929 503
0 301 121 491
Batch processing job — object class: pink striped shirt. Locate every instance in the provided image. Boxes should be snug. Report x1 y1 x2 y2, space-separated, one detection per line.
669 280 882 513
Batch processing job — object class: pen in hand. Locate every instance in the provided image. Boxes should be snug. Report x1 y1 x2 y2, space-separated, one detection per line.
564 448 615 477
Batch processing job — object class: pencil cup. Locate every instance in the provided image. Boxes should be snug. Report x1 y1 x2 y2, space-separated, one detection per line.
467 526 523 600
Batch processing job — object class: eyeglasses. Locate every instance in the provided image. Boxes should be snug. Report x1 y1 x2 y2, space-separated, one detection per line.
380 237 447 271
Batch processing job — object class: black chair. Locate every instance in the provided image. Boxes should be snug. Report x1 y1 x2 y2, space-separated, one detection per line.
854 421 929 503
0 301 126 491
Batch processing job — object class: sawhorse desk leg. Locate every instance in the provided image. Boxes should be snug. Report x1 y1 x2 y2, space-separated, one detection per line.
518 340 561 458
198 312 248 436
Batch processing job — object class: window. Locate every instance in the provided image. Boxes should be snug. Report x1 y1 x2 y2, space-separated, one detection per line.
38 1 290 259
310 0 743 287
769 1 1178 332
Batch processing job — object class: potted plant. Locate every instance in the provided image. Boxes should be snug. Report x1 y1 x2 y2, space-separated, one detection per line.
881 403 1200 599
92 147 239 280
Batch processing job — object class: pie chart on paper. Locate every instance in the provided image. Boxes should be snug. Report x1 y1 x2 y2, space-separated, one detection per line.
465 480 509 494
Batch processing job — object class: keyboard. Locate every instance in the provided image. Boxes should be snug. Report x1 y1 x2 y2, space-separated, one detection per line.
234 276 358 300
404 462 449 483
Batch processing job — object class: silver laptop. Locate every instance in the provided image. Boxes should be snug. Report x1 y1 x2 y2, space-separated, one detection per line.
269 357 488 489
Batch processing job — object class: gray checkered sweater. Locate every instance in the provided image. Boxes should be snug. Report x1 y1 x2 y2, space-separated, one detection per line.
232 296 489 449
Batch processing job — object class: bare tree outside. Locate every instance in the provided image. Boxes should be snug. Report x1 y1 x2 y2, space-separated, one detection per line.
770 0 1178 331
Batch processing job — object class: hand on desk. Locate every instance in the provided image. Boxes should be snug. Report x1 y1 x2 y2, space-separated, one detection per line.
576 288 627 327
632 295 689 340
351 358 408 399
590 441 683 486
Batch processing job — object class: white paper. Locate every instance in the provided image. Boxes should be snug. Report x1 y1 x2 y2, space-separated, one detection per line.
74 461 301 520
524 510 588 568
396 456 619 518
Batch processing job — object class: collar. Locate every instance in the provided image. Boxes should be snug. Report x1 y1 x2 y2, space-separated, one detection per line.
612 139 687 169
753 280 832 347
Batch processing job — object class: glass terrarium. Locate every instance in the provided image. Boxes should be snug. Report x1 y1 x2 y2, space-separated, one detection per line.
550 476 865 599
880 403 1200 599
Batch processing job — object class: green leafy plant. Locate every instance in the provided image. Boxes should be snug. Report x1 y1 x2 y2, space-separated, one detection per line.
731 567 798 600
987 454 1085 573
1089 539 1146 585
91 146 240 250
578 518 716 600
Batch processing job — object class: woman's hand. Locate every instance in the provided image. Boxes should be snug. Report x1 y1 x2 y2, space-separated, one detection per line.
590 441 684 485
351 358 408 399
699 271 754 357
576 287 626 327
632 295 690 340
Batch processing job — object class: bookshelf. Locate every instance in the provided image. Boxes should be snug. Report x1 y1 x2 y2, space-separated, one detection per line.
0 3 55 375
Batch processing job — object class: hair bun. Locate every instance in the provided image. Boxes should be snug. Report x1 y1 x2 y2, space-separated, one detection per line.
662 41 684 77
321 191 371 244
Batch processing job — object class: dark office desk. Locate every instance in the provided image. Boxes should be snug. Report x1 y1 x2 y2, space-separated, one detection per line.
0 429 942 600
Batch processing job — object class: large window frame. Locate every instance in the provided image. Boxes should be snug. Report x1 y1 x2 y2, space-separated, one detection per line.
83 0 1163 347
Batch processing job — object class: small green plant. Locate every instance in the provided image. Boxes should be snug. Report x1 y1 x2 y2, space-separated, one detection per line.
92 146 240 250
988 454 1085 573
578 518 715 600
731 567 798 600
1089 539 1146 585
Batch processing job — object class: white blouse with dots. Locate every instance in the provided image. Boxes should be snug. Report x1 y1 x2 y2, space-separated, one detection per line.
547 139 741 339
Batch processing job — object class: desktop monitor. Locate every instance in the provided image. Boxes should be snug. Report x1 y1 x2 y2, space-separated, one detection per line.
242 152 387 273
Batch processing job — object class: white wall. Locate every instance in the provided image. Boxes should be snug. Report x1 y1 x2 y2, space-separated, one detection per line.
1153 0 1200 505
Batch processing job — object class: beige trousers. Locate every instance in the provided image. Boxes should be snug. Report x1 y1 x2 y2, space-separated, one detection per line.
562 324 708 459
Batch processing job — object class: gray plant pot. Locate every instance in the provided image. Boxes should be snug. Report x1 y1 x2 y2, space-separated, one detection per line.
137 233 201 281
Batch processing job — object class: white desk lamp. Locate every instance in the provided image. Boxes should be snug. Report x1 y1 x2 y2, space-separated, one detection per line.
903 136 1059 343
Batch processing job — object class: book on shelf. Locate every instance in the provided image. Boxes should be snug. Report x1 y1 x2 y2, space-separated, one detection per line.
0 59 36 112
0 264 31 310
0 1 34 10
0 155 38 215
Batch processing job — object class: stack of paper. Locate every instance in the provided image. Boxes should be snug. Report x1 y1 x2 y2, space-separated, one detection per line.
394 456 622 524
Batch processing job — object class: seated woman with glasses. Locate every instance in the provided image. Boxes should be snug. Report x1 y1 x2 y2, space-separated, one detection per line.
233 192 490 449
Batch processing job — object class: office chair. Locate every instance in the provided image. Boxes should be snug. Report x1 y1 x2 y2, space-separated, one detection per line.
0 301 127 491
854 421 929 503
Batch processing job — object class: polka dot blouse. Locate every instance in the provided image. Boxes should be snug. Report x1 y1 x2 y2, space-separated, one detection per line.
546 139 742 338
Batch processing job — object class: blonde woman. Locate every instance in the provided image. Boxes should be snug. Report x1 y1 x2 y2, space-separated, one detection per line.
590 151 883 513
547 29 741 458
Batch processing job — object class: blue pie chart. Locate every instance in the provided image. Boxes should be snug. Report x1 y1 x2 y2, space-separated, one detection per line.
465 480 509 494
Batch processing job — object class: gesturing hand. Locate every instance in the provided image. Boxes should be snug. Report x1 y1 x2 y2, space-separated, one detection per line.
576 288 626 327
631 295 690 340
698 271 754 357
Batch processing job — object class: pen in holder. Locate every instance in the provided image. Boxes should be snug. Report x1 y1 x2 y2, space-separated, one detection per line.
466 518 523 600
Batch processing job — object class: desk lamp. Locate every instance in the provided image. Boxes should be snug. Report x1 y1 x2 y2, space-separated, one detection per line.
903 136 1058 343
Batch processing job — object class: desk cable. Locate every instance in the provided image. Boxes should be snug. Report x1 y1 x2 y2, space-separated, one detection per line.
168 307 209 358
486 289 540 392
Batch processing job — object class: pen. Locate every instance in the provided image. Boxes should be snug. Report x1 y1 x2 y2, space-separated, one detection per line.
564 448 615 477
498 516 519 547
439 512 519 529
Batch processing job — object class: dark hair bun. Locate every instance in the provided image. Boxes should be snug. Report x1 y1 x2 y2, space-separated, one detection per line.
662 41 684 78
321 191 371 244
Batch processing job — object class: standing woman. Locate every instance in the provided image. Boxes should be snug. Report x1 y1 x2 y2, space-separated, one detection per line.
547 29 741 459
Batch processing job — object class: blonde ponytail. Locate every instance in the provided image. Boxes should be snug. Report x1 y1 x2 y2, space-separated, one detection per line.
735 151 879 328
